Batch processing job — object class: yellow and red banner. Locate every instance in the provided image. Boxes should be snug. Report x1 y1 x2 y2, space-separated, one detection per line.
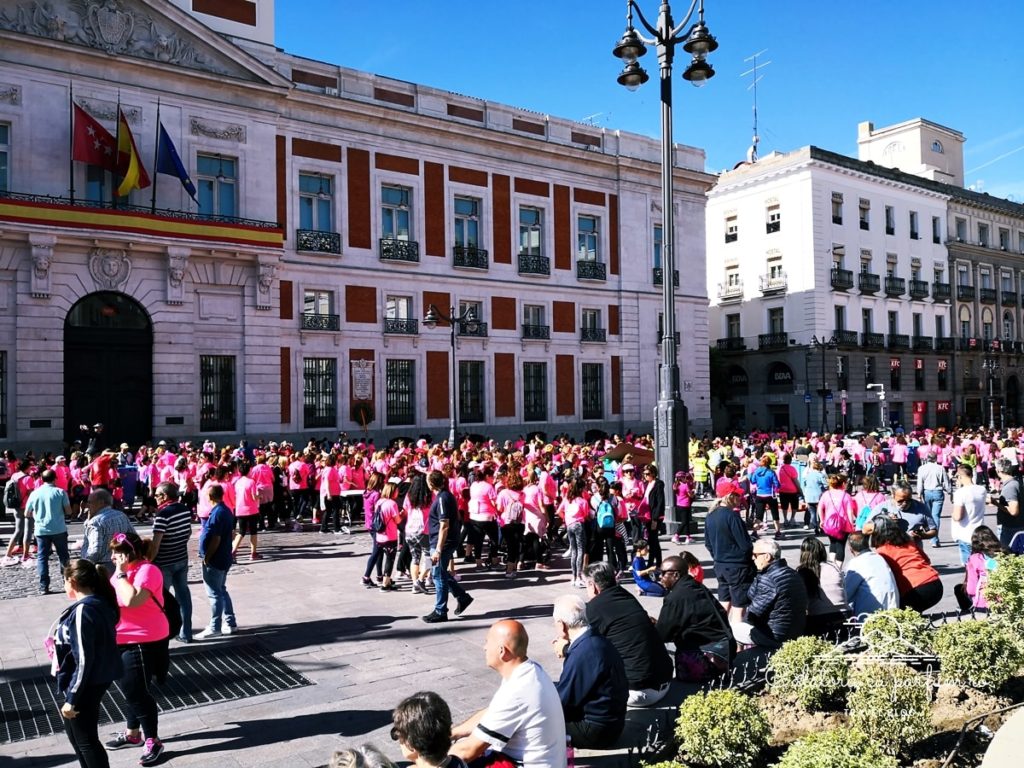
116 108 151 197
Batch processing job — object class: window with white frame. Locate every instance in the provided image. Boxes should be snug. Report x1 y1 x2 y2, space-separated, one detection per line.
888 310 899 335
458 360 485 423
978 223 990 248
957 264 970 286
767 254 784 281
454 196 481 249
197 155 237 217
1001 272 1013 292
385 295 412 319
1004 312 1015 341
725 214 738 243
386 359 415 426
832 244 846 269
0 123 8 193
523 361 547 422
581 363 604 420
860 249 872 272
980 270 992 289
862 308 873 333
835 305 846 331
768 307 785 334
884 205 895 235
932 216 942 244
577 214 600 262
653 223 663 267
999 228 1010 250
725 265 740 287
766 203 780 234
298 173 333 231
518 206 543 256
831 192 843 224
959 306 971 339
886 254 898 277
909 211 919 240
523 303 545 327
955 217 967 241
726 313 741 338
303 289 333 317
303 357 337 429
381 185 412 240
859 198 871 230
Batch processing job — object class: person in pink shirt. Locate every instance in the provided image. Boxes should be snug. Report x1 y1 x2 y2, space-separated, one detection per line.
558 477 591 588
232 463 260 560
53 456 72 492
467 465 500 569
367 482 402 591
672 471 696 544
889 436 910 479
402 472 434 593
495 468 526 579
250 454 275 530
319 454 344 534
521 468 549 568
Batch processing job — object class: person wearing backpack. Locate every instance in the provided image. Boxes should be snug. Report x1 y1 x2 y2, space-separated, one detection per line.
496 468 527 579
593 478 626 573
2 459 35 567
365 482 402 592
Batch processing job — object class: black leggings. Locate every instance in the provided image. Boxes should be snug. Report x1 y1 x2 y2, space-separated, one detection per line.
902 579 943 613
120 644 159 739
500 523 524 564
64 682 111 768
366 540 397 579
468 519 500 562
827 533 848 563
676 505 692 536
602 529 628 572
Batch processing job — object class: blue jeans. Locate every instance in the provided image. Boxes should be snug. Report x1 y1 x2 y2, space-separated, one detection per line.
160 560 193 641
432 548 468 616
36 532 70 591
923 490 944 541
202 564 235 632
957 541 972 565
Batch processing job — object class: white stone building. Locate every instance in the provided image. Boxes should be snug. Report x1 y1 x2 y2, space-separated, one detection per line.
0 0 714 450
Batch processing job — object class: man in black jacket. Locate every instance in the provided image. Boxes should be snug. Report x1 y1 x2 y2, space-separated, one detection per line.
732 538 807 651
703 492 755 623
583 562 673 707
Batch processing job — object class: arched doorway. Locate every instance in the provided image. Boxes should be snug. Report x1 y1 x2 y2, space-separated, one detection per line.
64 292 152 447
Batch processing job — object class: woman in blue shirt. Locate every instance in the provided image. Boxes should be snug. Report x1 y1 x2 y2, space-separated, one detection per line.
800 457 829 535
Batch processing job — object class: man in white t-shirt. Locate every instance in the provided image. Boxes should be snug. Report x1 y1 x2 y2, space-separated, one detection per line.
951 464 987 564
450 620 566 768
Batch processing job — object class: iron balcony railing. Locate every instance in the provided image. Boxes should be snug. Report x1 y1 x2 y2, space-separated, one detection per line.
936 337 955 352
909 279 930 299
979 288 997 304
518 253 550 276
1002 291 1019 307
296 229 341 254
576 261 607 281
521 323 550 340
300 313 340 331
453 244 489 269
716 337 746 352
717 281 743 301
580 327 607 343
835 329 859 346
379 238 420 263
932 282 952 301
457 320 488 337
759 273 787 293
653 268 680 286
957 284 976 301
888 333 910 350
858 272 880 294
862 332 884 349
913 335 933 351
383 318 418 334
758 332 790 350
884 277 906 297
765 220 781 234
830 268 854 290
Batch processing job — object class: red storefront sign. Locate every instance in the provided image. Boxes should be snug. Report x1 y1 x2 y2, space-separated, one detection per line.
912 400 927 427
936 401 952 413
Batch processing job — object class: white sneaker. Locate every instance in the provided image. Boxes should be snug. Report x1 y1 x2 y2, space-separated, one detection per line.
223 624 236 635
0 556 19 567
196 627 222 639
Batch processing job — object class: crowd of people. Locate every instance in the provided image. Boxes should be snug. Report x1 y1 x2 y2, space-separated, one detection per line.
5 424 1024 767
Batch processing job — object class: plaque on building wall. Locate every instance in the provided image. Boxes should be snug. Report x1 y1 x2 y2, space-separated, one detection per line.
351 359 374 401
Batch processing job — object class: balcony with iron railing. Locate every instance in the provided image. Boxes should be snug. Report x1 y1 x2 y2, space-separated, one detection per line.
576 261 607 281
296 229 341 254
653 268 680 287
457 320 488 337
716 337 746 352
862 332 884 349
830 268 854 291
957 284 975 301
379 238 420 263
979 288 998 304
453 244 489 269
759 273 787 294
936 337 955 352
301 313 340 331
835 329 859 346
909 279 929 299
522 323 550 340
766 220 780 234
758 332 790 350
884 277 906 297
912 335 933 351
858 272 880 294
1003 291 1019 307
383 317 418 334
580 327 607 343
932 282 952 301
888 333 910 350
718 281 743 301
518 253 550 276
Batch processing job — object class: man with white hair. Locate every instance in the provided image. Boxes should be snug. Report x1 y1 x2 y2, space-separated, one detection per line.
731 537 806 652
550 595 628 749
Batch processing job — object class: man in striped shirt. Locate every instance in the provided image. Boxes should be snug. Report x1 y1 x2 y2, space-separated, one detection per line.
147 482 193 642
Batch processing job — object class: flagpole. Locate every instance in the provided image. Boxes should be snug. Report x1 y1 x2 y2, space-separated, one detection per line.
151 99 160 214
113 92 121 209
69 82 75 204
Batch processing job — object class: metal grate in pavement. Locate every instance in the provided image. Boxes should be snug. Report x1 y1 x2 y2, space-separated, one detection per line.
0 642 312 744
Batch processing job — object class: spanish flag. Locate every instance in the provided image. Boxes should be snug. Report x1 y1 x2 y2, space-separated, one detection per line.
115 108 151 197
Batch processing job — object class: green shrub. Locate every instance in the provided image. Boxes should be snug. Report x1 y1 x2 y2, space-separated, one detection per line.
860 608 932 657
641 762 690 768
933 618 1024 692
767 636 849 710
847 662 932 755
675 689 769 768
775 727 899 768
984 554 1024 626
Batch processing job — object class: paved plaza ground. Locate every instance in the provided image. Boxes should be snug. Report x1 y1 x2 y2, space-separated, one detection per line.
0 499 978 768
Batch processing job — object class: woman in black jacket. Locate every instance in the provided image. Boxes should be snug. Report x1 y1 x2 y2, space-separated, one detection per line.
642 465 666 568
52 559 122 768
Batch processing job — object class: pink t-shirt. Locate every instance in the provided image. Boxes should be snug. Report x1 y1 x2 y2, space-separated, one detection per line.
468 481 497 521
374 498 400 543
890 443 909 463
561 497 590 526
496 488 525 527
234 476 259 517
113 561 168 644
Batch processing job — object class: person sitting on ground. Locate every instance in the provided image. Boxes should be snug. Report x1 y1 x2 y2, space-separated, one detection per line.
868 515 943 613
391 691 468 768
731 538 807 652
630 540 663 596
965 525 1008 611
797 536 849 636
843 531 899 617
450 620 566 768
550 595 628 749
583 562 674 708
655 555 735 682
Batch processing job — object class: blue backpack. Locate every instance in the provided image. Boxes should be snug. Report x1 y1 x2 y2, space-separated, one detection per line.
596 500 616 529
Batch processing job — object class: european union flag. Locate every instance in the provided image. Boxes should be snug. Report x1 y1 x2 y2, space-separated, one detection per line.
156 123 197 202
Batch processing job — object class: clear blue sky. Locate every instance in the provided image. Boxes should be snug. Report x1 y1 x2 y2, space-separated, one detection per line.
276 0 1024 200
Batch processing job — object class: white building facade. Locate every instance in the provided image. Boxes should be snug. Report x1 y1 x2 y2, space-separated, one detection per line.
0 0 714 450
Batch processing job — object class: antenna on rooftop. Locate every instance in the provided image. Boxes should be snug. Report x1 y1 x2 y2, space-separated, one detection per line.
740 49 771 163
578 112 610 127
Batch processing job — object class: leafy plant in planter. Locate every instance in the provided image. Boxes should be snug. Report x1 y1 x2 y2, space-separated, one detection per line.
933 618 1024 692
847 662 932 756
984 554 1024 627
775 727 899 768
641 762 691 768
767 636 849 711
860 608 932 657
675 690 769 768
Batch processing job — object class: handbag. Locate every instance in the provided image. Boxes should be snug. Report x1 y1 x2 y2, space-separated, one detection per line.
152 588 182 640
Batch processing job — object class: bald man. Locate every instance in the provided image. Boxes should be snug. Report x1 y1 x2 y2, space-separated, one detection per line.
450 620 567 768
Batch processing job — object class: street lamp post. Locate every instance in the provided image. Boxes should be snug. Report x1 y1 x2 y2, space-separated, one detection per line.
982 356 999 431
811 335 837 433
424 303 478 446
612 0 717 515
